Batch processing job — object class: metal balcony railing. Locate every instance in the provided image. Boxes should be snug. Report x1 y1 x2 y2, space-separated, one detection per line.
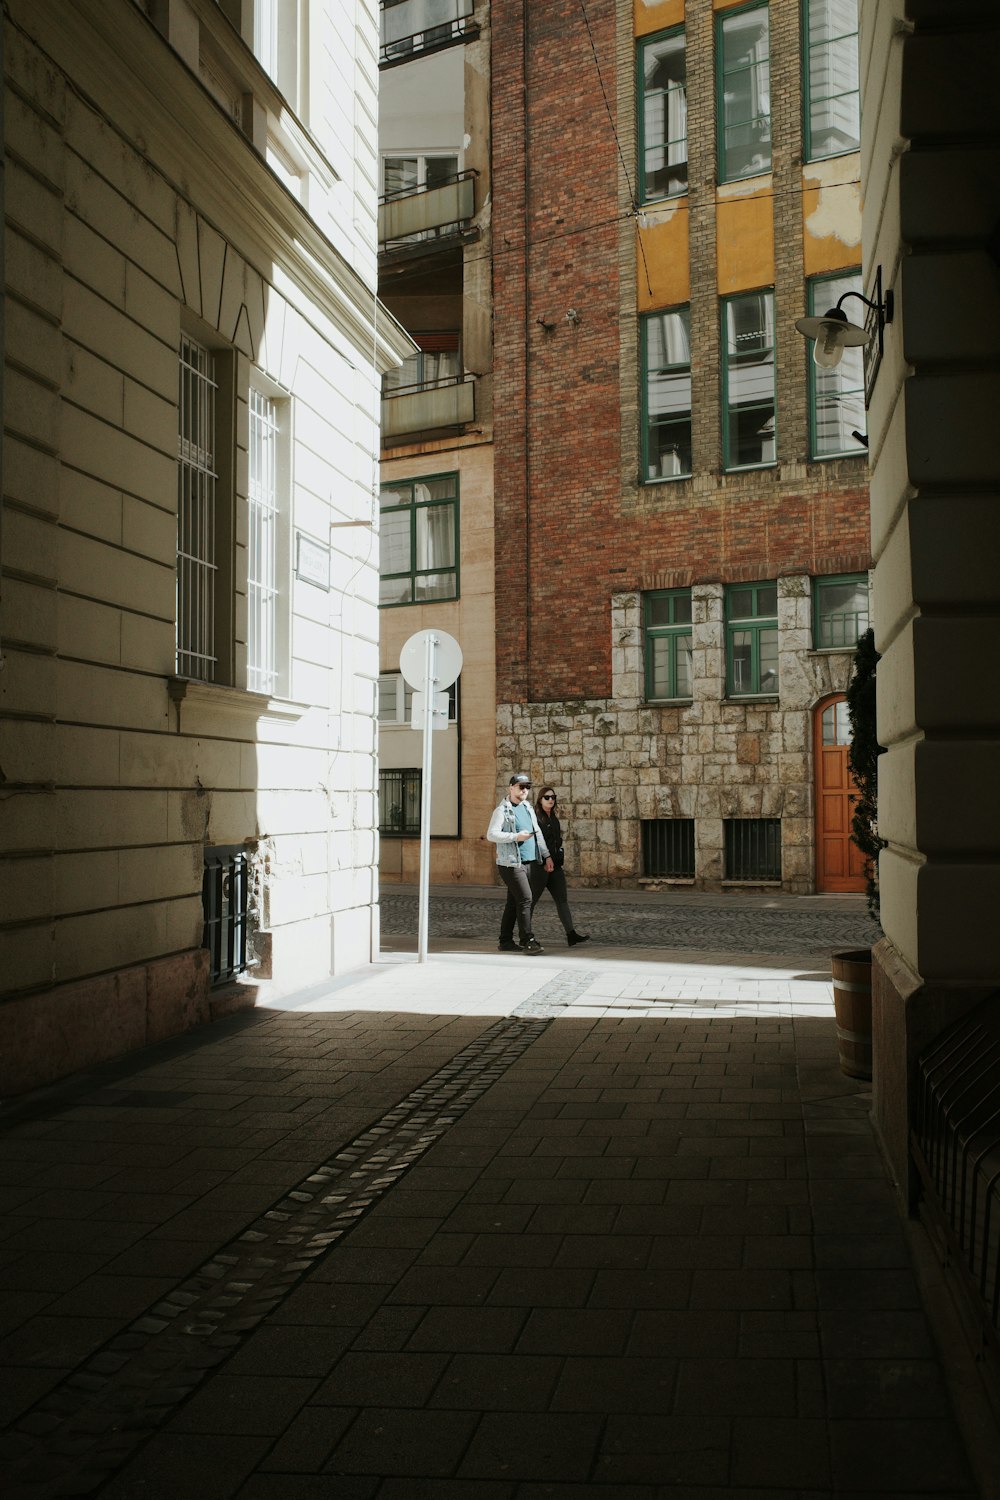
380 0 477 66
381 374 476 442
378 171 476 254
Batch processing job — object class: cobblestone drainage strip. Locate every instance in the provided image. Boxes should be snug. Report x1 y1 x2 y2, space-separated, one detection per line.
0 986 590 1497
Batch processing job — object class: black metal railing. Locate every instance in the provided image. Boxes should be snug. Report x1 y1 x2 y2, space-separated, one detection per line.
723 818 781 880
641 819 695 878
202 846 250 986
380 0 476 65
379 768 422 835
913 996 1000 1356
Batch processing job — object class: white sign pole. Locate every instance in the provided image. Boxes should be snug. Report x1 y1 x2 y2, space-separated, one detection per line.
416 632 436 963
399 628 462 965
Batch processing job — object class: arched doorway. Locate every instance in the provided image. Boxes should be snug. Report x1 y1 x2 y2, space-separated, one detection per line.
813 695 866 894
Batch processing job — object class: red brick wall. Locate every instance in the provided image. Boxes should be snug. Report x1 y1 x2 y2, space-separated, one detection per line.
492 0 622 704
492 0 871 705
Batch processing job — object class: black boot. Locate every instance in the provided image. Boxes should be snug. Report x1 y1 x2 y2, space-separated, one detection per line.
567 931 590 946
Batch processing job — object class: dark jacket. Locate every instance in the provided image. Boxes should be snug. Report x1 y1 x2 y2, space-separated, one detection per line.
536 809 564 868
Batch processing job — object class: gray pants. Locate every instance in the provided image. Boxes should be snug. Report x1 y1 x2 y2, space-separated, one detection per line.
498 862 546 944
531 864 574 934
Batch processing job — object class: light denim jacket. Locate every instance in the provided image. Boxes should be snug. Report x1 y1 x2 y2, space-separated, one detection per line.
486 797 551 868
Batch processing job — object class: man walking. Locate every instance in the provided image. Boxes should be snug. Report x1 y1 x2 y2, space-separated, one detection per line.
486 773 553 954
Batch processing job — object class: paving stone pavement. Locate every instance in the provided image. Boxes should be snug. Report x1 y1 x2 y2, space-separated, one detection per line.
378 884 883 966
0 931 989 1499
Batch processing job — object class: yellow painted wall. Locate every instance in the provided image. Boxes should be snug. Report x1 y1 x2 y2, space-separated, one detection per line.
802 157 862 276
716 185 774 294
634 0 684 39
637 202 690 310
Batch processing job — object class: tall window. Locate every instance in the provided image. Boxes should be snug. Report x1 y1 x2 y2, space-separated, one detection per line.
804 0 860 159
642 308 692 481
379 472 459 606
645 590 693 701
809 271 865 458
177 335 218 681
384 333 461 395
814 574 869 648
638 29 687 202
247 387 281 695
252 0 299 104
722 291 776 470
717 4 771 182
727 581 778 696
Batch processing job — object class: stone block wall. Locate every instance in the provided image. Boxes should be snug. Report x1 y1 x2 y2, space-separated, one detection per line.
499 578 857 891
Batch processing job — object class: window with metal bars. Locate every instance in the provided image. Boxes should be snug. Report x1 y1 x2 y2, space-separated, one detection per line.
642 819 695 878
724 818 781 880
176 335 218 681
202 846 251 985
379 768 422 835
248 387 280 695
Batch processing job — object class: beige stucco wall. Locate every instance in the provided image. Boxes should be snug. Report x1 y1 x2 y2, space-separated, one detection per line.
860 0 1000 1201
378 440 497 885
0 0 408 1093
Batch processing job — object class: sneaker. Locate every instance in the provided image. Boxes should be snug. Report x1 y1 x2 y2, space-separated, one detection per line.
498 940 520 952
521 938 544 954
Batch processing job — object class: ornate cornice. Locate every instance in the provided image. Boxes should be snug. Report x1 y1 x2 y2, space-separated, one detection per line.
7 0 414 372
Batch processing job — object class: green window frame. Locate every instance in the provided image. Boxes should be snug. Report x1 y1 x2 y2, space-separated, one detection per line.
813 573 869 649
808 270 865 459
638 27 687 203
379 471 459 607
716 2 771 183
803 0 860 161
641 307 692 481
726 581 778 696
721 290 775 471
644 589 693 701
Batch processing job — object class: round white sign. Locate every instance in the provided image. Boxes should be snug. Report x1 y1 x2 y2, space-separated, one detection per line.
399 629 463 693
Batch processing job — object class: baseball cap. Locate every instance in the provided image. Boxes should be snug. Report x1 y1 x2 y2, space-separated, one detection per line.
509 772 531 786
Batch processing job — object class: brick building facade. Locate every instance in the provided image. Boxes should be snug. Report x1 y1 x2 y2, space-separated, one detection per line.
492 0 870 892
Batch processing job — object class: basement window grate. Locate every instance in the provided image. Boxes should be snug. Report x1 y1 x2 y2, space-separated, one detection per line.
912 994 1000 1364
641 818 695 878
202 846 250 986
724 817 781 880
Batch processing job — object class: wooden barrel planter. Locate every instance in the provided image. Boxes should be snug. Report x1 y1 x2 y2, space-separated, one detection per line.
831 948 873 1080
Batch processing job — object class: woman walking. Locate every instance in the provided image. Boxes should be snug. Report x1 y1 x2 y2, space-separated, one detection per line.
532 787 590 947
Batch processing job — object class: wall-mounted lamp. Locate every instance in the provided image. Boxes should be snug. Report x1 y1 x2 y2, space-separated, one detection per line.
795 277 894 371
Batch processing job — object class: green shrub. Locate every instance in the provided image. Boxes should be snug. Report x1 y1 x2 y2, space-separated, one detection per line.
846 627 886 923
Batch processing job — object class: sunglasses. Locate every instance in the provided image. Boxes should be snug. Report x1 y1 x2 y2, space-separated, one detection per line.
541 794 556 801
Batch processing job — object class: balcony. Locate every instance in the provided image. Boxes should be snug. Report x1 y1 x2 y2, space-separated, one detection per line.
378 171 478 263
380 0 479 67
382 375 476 445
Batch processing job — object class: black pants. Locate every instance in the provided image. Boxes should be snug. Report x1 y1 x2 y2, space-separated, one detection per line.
531 863 575 935
498 862 546 944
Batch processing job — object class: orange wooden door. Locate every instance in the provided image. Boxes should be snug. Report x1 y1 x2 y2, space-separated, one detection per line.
814 696 867 893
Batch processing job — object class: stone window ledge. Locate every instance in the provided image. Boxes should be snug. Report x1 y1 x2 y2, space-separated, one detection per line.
167 677 311 723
